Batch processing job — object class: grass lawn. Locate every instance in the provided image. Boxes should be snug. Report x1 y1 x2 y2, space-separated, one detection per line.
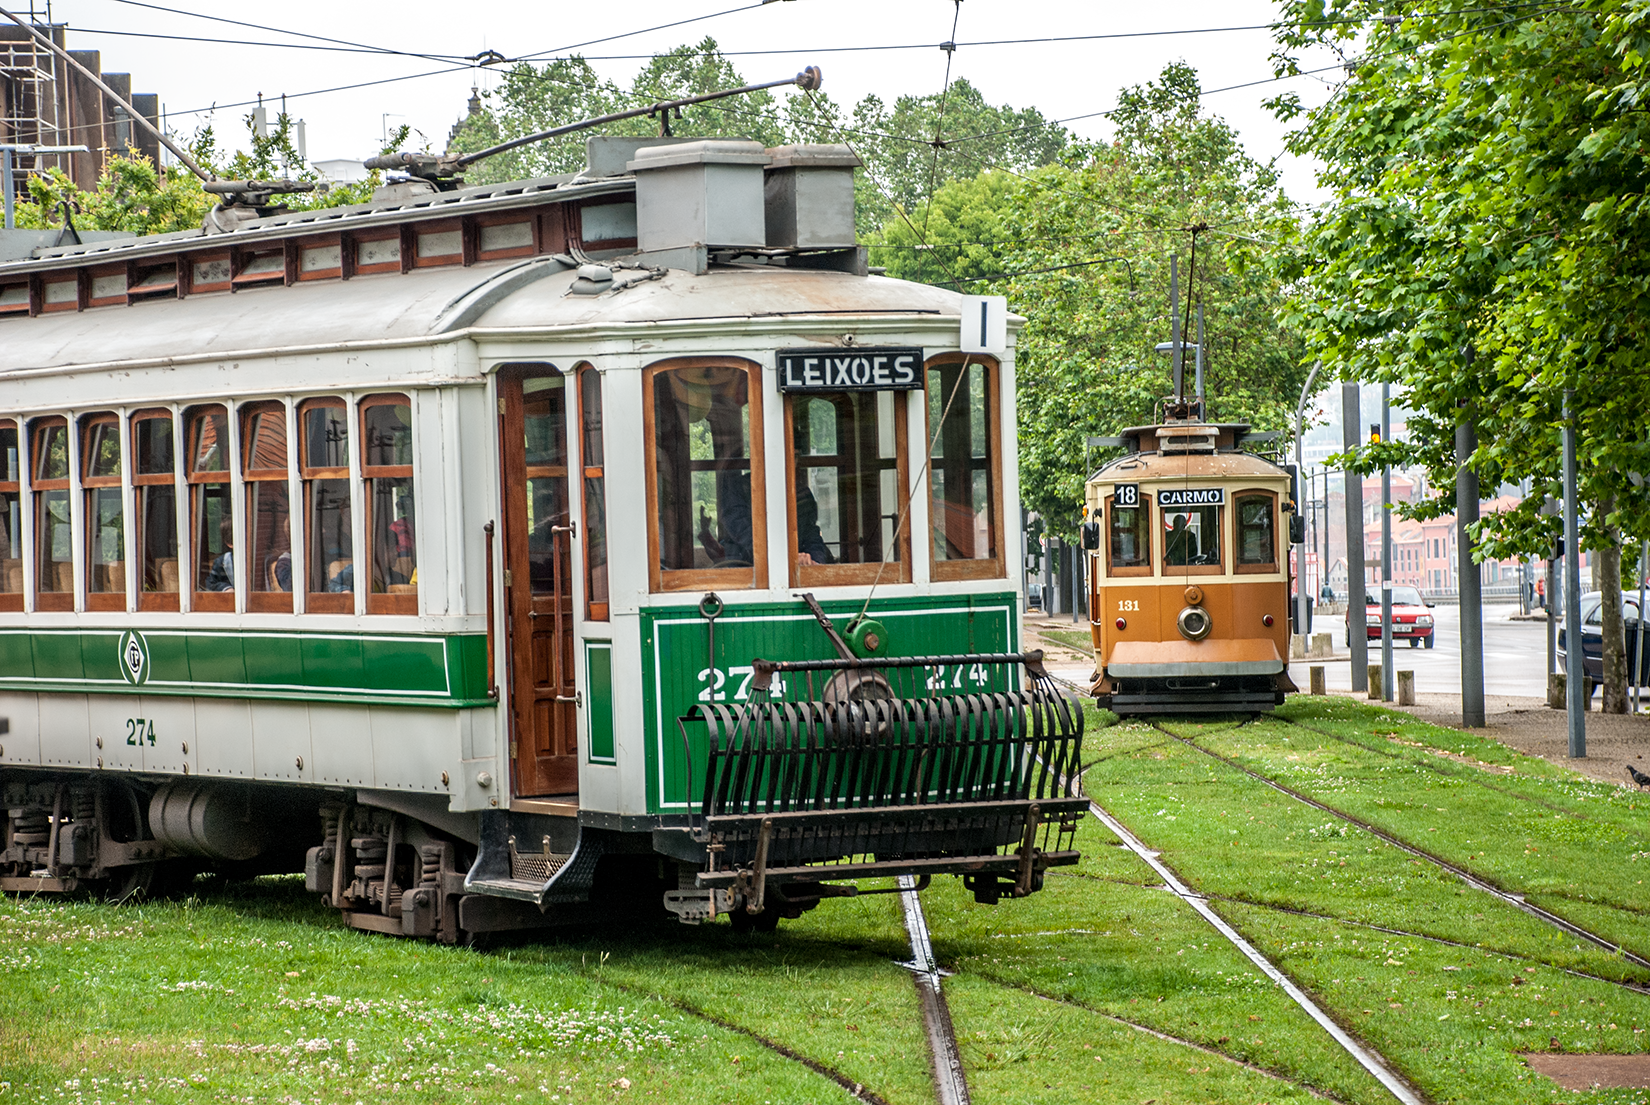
4 694 1648 1103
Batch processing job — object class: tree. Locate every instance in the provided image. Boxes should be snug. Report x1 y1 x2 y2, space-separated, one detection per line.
1269 1 1650 711
879 63 1307 534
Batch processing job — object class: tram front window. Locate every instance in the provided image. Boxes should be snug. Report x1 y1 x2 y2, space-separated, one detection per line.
1107 496 1151 577
361 395 416 613
927 357 1000 578
1164 506 1220 568
788 390 906 583
300 398 354 612
134 412 179 607
32 419 71 608
1236 494 1277 570
649 362 763 590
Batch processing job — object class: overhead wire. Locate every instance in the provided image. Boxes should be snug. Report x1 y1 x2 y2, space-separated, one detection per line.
103 0 465 62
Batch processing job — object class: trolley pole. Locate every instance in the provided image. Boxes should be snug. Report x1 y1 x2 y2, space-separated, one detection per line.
1563 387 1585 757
1381 385 1394 702
1343 383 1367 685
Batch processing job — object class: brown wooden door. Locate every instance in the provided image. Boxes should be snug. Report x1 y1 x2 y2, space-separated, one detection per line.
500 366 578 798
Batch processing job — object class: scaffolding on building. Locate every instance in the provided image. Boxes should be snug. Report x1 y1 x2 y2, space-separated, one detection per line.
1 16 69 209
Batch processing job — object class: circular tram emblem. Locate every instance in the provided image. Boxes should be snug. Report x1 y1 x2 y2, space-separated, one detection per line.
118 630 150 686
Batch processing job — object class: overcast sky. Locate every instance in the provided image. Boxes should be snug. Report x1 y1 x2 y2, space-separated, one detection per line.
43 0 1342 203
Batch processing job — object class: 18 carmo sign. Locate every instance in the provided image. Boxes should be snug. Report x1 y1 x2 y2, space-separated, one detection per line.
776 347 924 392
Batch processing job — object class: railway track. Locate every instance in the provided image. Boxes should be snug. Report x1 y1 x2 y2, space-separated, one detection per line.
1148 717 1650 974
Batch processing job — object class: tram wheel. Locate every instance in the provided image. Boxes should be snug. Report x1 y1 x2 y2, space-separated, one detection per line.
730 905 781 934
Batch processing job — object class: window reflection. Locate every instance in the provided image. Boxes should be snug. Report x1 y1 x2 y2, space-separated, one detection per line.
928 360 997 566
790 390 902 576
652 364 754 579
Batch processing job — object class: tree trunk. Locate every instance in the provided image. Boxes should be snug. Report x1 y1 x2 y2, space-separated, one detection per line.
1600 499 1628 714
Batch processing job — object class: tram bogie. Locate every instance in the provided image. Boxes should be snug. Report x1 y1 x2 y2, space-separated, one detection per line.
0 136 1085 937
1084 419 1298 715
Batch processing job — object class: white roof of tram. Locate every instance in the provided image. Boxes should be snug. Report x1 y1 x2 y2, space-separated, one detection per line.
0 258 972 373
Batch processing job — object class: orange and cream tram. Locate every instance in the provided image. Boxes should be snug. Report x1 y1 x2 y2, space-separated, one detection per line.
1083 418 1299 715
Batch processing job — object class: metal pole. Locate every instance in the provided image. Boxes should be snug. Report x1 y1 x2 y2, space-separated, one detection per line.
1296 361 1322 649
1546 535 1558 681
1457 406 1484 727
1635 541 1646 713
1322 468 1332 603
1563 388 1585 756
1343 383 1368 683
1195 302 1206 416
1381 384 1394 701
2 146 12 230
1169 254 1183 401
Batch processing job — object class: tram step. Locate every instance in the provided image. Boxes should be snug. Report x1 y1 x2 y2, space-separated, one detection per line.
461 877 546 902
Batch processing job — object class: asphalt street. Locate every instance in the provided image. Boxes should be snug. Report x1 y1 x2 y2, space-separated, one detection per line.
1314 602 1552 697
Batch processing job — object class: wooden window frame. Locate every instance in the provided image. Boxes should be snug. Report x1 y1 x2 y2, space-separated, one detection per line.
0 279 31 316
132 408 180 611
0 418 21 611
40 270 84 314
296 234 345 282
185 404 234 612
642 356 767 594
1161 502 1225 578
183 250 233 296
351 230 408 277
86 264 128 308
80 412 126 611
359 393 416 615
241 401 293 613
299 396 354 614
574 200 638 252
127 258 179 301
925 354 1005 582
577 365 611 621
783 390 911 589
1233 489 1281 575
475 212 540 262
1105 493 1154 578
411 219 464 269
30 416 72 611
232 245 289 288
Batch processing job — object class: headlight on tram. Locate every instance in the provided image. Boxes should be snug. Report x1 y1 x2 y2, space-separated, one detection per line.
1177 605 1212 641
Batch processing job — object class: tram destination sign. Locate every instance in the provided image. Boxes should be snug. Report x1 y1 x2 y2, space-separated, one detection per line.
1157 487 1226 507
776 347 925 393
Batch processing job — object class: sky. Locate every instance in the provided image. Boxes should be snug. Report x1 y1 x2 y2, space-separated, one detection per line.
33 0 1345 204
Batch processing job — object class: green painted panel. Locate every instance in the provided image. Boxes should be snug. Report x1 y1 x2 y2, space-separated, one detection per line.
0 632 35 679
32 632 84 680
242 634 301 689
300 635 363 690
639 592 1019 812
187 631 245 685
359 636 447 694
77 632 124 682
446 633 490 700
146 633 192 683
585 641 614 763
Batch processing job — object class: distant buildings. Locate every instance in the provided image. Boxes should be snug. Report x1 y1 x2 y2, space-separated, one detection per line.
1 23 162 203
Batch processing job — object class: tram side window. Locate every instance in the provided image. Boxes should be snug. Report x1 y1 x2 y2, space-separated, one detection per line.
300 398 353 613
1235 492 1278 573
578 367 609 620
242 402 293 611
0 420 20 609
31 418 71 611
927 357 1002 580
82 413 125 610
133 410 179 610
786 390 908 585
647 361 765 591
187 405 234 611
361 394 415 614
1107 495 1151 577
1163 505 1221 571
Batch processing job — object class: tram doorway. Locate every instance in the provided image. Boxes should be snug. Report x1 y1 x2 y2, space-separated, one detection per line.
498 366 578 799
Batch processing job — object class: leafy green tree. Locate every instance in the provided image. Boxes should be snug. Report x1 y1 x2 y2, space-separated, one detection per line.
1269 1 1650 709
880 63 1307 534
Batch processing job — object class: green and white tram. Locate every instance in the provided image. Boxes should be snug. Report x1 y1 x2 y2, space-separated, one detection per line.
0 136 1084 939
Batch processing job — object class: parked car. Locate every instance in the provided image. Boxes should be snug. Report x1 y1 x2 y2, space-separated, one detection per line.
1557 591 1650 689
1026 583 1043 612
1346 585 1435 648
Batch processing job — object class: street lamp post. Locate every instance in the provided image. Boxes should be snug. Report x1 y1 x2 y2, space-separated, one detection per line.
1381 385 1394 702
1296 361 1322 648
2 144 90 229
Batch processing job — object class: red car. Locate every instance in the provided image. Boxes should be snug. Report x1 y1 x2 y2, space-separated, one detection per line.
1346 584 1436 649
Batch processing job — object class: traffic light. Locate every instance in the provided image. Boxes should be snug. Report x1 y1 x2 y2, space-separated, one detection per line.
1369 423 1381 444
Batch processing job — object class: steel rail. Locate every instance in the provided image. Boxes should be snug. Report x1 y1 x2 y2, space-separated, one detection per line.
1157 721 1650 972
1084 799 1427 1105
897 874 970 1105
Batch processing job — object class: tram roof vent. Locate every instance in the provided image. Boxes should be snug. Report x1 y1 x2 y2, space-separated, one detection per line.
763 143 860 249
628 139 770 254
1156 425 1217 454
